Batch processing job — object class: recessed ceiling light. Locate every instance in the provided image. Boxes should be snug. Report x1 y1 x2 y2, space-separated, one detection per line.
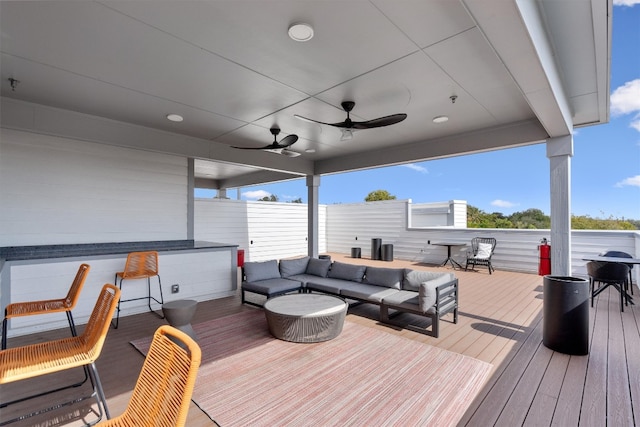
432 115 449 124
305 148 316 153
166 114 183 122
288 23 314 42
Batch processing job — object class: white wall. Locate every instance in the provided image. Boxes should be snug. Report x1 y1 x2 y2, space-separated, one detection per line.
0 128 188 246
324 199 639 280
195 198 327 262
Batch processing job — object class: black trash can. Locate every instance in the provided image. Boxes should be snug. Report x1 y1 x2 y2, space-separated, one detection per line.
381 244 394 261
542 275 589 355
371 238 382 260
351 247 361 258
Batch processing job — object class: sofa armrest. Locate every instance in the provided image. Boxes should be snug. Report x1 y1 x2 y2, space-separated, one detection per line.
434 278 458 321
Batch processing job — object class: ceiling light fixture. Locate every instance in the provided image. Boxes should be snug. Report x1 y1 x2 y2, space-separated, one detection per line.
432 115 449 124
166 114 184 122
340 129 354 141
288 23 314 42
305 148 316 153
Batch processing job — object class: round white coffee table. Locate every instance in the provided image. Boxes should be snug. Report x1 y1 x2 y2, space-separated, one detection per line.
264 293 348 343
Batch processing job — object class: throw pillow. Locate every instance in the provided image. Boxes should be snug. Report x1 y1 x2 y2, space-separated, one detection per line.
243 259 281 282
404 270 453 292
279 256 310 278
328 261 367 282
364 267 404 289
475 242 493 259
306 257 332 277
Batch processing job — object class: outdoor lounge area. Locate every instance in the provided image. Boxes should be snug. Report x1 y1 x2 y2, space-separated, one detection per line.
2 252 639 426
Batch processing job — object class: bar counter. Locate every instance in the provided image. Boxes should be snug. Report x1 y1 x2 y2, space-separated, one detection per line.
0 239 234 261
1 240 238 339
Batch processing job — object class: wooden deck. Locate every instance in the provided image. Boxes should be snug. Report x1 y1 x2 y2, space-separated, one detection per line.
2 253 638 426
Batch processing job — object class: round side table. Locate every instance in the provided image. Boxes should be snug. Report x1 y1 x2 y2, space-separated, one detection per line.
162 299 198 342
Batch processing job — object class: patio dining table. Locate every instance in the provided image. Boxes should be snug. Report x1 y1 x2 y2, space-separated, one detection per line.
582 255 639 306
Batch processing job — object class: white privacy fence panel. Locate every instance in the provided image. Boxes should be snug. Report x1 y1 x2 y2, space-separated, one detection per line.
194 198 327 262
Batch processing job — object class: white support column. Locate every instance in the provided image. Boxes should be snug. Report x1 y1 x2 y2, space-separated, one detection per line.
187 158 195 240
307 175 320 258
547 135 573 276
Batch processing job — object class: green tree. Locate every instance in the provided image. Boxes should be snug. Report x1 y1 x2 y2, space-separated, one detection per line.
365 189 396 202
289 198 303 203
258 194 279 202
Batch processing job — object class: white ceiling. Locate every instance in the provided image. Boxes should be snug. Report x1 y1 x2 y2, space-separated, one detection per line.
0 0 611 189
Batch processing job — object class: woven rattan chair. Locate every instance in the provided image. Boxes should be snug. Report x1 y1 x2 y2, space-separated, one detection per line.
587 261 631 312
2 263 90 350
96 325 201 427
113 251 164 328
465 237 497 274
0 284 120 424
600 250 634 295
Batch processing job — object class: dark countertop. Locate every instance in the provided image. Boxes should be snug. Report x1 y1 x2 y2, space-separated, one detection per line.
0 240 236 261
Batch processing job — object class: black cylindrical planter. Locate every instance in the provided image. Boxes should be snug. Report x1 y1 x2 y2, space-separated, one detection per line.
543 275 589 355
381 244 393 261
351 247 361 258
371 238 382 260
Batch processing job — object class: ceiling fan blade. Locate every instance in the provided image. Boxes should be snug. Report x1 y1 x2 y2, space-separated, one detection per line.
278 134 298 147
294 114 337 127
351 113 407 129
231 143 275 150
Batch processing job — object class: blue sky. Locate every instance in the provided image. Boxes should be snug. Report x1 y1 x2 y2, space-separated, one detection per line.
202 2 640 221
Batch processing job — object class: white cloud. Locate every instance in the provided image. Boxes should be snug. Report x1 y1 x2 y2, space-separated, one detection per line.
402 163 428 174
243 190 271 200
613 0 640 6
631 115 640 132
491 199 518 208
614 175 640 188
611 79 640 116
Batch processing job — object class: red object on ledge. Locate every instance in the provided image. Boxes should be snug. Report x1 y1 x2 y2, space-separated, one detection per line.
237 249 245 268
538 239 551 276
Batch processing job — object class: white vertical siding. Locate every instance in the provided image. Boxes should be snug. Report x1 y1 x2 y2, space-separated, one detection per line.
0 129 187 245
326 199 407 259
194 198 327 262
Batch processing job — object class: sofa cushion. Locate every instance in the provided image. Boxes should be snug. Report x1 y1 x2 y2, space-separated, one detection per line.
403 270 454 292
328 261 366 282
242 277 302 296
244 260 281 282
382 290 436 315
341 284 399 303
280 256 310 278
419 274 455 311
306 257 332 277
364 267 404 289
306 277 356 295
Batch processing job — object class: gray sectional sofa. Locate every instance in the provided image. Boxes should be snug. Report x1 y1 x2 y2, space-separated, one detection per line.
241 256 458 338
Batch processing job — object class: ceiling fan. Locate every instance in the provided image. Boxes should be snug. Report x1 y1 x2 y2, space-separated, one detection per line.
232 127 300 157
294 101 407 140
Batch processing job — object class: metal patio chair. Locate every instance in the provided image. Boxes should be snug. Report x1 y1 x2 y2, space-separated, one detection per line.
465 237 497 274
0 284 120 425
2 263 90 349
113 251 164 328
